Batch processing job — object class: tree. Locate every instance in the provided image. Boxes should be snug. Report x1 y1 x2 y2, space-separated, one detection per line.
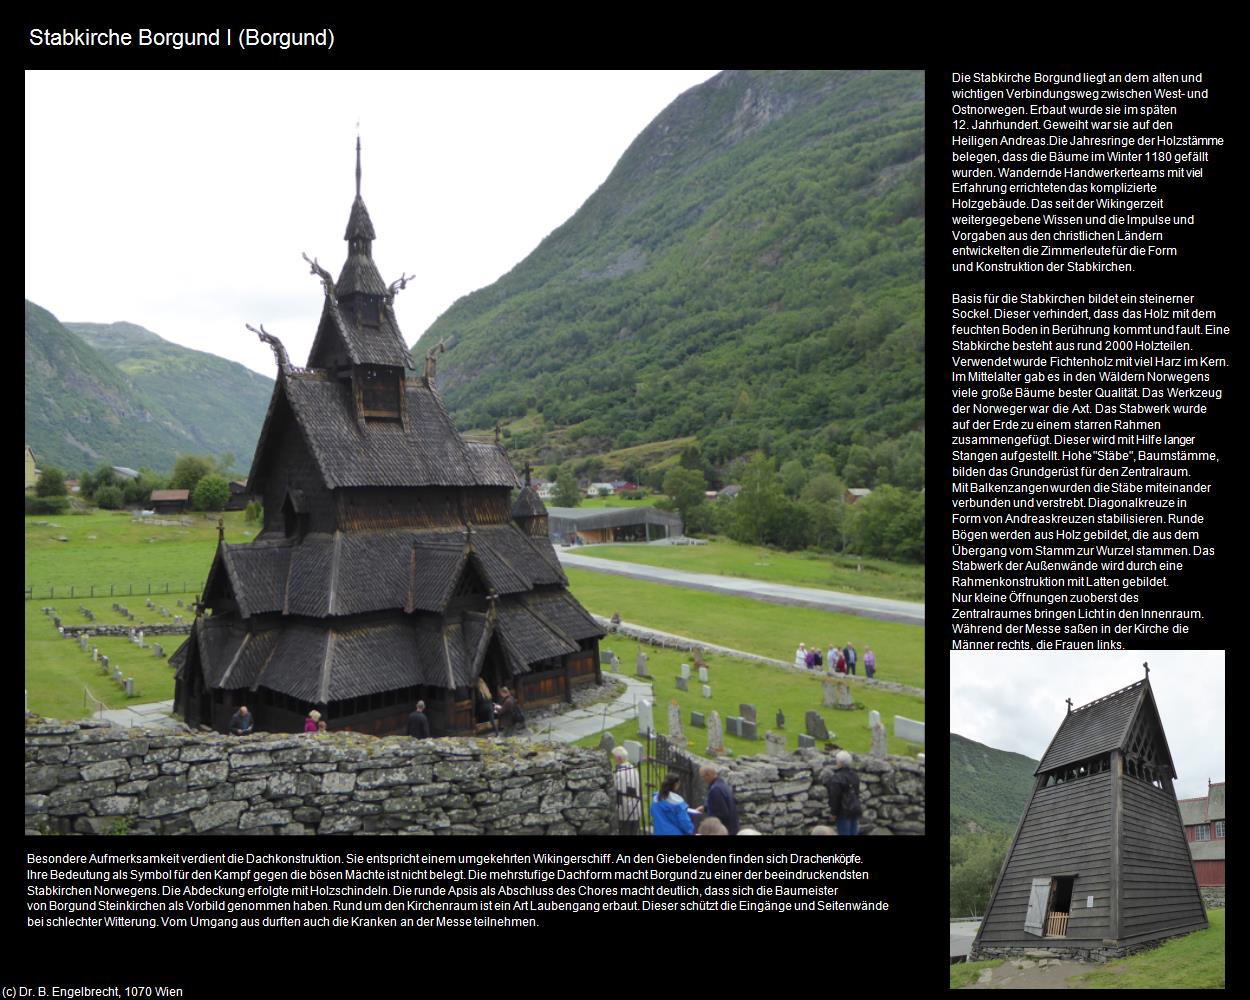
661 466 707 526
779 459 807 497
192 473 230 511
170 455 215 492
553 472 581 508
81 464 118 499
846 485 924 562
35 466 67 497
730 455 787 546
95 485 125 510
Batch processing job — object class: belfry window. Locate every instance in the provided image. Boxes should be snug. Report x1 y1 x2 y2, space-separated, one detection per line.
361 365 401 420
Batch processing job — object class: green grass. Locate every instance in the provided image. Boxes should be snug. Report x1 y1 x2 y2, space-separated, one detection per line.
581 536 925 601
572 647 924 757
1073 909 1224 989
565 568 924 690
579 496 665 508
25 510 254 596
949 959 1003 990
25 598 182 718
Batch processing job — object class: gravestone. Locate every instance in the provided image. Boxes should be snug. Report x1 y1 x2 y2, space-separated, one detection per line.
92 647 98 662
124 678 135 696
637 699 655 737
701 685 712 699
692 648 707 670
153 644 164 658
176 599 184 608
690 711 706 728
137 630 145 648
697 666 709 684
146 599 155 609
57 626 65 637
740 719 758 741
822 679 836 707
622 740 643 765
765 731 787 757
868 709 881 731
100 654 109 671
776 709 785 729
739 703 757 724
53 617 61 629
870 719 889 757
635 651 649 677
174 616 183 624
894 715 926 746
725 716 742 738
79 636 88 651
667 701 685 745
833 680 855 710
112 665 122 682
675 676 688 692
679 663 690 680
598 732 616 752
604 650 619 672
706 712 725 754
797 734 816 749
805 710 831 742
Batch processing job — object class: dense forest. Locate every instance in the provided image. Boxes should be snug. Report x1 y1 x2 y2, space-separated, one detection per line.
419 70 925 549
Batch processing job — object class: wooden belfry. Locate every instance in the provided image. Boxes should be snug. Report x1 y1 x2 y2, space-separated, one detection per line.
172 142 602 736
971 673 1207 958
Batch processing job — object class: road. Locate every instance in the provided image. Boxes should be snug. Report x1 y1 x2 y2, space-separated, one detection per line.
556 551 925 625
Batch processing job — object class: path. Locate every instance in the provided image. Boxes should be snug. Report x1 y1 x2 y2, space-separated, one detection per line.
959 958 1095 989
523 673 654 743
556 551 925 625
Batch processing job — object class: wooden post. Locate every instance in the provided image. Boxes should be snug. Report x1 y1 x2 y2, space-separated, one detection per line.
1107 749 1123 943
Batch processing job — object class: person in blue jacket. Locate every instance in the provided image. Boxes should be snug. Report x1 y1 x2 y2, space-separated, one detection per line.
651 773 695 835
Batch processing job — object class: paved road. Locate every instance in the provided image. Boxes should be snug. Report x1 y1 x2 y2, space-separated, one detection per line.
556 551 925 625
951 919 981 959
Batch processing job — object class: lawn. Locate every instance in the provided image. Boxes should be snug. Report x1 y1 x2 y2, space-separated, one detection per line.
949 959 1004 990
25 597 184 718
1073 908 1224 989
564 568 924 690
572 646 925 758
581 537 925 601
579 496 665 509
25 510 254 597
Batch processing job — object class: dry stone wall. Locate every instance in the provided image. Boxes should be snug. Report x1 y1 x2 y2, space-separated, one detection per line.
685 747 925 835
25 720 614 836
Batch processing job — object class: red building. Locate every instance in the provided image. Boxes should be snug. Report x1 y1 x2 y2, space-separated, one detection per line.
1179 780 1225 887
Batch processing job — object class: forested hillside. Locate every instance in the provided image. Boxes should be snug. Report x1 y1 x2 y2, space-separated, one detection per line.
420 70 924 493
24 302 272 473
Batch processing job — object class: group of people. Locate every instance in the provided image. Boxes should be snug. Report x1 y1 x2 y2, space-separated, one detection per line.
229 705 330 737
613 751 863 836
794 641 875 678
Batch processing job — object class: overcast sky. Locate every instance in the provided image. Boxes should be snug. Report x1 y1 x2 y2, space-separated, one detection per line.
25 70 718 377
950 650 1224 800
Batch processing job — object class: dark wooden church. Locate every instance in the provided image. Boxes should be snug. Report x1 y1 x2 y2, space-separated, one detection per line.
172 144 603 736
971 673 1207 958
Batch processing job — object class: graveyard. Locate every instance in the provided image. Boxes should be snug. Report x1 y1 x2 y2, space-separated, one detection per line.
576 644 924 758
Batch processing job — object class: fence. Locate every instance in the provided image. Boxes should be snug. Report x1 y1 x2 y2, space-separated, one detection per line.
25 583 199 600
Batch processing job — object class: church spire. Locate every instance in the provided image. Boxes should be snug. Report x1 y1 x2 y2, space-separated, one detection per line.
355 135 362 198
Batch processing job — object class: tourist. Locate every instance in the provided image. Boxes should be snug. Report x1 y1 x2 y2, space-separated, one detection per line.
610 610 622 632
612 746 641 835
651 773 695 835
794 642 807 668
697 764 740 835
825 750 863 836
863 647 876 679
475 680 499 734
805 645 817 669
229 705 253 736
812 644 823 670
810 825 837 836
304 709 321 733
830 645 845 674
696 817 728 836
843 642 858 676
407 701 431 739
496 686 525 734
317 720 328 733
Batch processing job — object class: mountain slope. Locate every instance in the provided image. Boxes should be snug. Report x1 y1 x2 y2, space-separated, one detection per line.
67 320 274 469
24 301 272 473
950 733 1039 835
419 69 924 481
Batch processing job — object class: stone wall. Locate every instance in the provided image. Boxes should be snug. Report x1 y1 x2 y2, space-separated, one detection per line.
25 720 613 836
673 745 925 835
1200 886 1225 908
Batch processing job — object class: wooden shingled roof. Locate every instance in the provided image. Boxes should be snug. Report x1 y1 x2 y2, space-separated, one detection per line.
1035 679 1177 777
309 295 413 370
251 373 519 491
207 525 567 620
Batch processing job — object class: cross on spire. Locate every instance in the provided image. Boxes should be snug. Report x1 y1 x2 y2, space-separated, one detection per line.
1065 697 1073 713
355 135 362 197
1143 661 1150 678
